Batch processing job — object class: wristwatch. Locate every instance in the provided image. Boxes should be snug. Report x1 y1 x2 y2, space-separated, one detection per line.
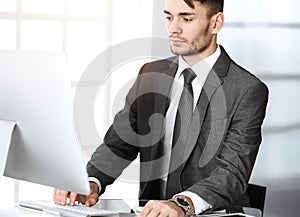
168 196 192 216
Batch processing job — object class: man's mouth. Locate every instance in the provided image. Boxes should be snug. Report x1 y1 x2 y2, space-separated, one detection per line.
169 36 186 44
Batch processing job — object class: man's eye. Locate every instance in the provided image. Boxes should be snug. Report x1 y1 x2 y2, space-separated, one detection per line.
165 16 172 20
183 18 193 22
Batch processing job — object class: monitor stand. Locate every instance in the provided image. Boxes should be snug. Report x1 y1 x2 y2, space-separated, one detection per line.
0 119 16 183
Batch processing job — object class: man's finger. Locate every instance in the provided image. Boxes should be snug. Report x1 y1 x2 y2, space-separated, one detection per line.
146 201 164 217
85 191 99 207
69 192 78 206
138 200 155 217
53 189 69 205
86 197 97 207
138 205 152 217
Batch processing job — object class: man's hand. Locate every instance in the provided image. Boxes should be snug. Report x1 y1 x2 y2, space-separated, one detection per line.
53 182 99 207
137 200 185 217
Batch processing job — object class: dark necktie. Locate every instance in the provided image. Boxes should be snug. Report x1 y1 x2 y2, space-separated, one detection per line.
166 68 196 198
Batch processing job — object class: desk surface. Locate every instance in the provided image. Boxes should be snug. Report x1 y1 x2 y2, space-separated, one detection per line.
0 199 262 217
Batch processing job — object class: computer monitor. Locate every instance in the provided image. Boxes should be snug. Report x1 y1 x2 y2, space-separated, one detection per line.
0 119 16 184
0 49 90 195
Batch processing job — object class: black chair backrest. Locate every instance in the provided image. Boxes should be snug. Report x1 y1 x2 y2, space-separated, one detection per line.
247 183 267 214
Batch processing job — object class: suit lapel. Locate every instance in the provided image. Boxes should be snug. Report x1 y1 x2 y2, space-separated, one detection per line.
196 45 231 125
182 46 231 169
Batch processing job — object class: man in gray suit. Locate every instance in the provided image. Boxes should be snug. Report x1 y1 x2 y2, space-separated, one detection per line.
54 0 268 216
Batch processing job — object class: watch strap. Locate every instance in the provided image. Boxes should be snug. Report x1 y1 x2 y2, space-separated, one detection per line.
168 197 192 216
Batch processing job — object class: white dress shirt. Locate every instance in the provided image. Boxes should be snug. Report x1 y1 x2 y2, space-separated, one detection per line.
90 46 221 214
163 46 221 214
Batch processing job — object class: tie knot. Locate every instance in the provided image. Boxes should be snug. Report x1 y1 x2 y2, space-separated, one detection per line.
182 68 196 85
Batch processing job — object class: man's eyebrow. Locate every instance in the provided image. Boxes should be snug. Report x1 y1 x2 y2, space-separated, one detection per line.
163 10 172 15
163 10 196 16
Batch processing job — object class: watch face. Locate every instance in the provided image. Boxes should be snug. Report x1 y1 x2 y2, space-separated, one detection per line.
177 197 189 206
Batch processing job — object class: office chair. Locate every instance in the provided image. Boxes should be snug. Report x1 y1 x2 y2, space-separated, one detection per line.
247 183 267 214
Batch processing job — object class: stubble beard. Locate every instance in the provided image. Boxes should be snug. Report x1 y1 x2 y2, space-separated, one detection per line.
170 44 198 56
170 24 210 57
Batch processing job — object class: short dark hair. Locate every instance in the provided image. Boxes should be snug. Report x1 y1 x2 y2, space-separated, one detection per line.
183 0 224 18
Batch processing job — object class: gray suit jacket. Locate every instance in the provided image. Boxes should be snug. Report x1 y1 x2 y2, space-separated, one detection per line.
87 46 269 210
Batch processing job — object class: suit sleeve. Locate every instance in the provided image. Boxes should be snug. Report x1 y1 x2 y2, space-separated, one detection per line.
86 68 143 195
187 81 269 209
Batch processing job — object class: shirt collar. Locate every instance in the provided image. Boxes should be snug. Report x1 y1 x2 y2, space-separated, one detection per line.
177 45 221 78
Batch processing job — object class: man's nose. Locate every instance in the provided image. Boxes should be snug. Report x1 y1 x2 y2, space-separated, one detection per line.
169 19 182 34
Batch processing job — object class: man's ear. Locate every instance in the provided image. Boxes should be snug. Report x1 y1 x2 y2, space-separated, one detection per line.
211 12 224 34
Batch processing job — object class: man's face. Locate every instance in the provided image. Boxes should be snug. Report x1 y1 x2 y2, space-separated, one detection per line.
164 0 213 56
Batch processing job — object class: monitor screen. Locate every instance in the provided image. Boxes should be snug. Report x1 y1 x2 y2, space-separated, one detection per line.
0 49 90 195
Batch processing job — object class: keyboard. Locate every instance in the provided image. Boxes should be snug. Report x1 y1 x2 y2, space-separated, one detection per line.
19 200 119 217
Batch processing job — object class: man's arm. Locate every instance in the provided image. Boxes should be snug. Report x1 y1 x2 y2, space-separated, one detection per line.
187 81 269 209
86 67 144 193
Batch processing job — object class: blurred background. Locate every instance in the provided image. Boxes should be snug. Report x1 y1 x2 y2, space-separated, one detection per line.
0 0 299 216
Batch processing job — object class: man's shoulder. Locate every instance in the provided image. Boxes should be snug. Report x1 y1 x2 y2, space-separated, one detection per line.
229 60 265 85
146 56 178 65
140 56 178 73
218 46 267 91
225 60 269 97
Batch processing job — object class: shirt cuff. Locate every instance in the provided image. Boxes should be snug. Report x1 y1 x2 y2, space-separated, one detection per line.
88 177 102 194
175 191 212 214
